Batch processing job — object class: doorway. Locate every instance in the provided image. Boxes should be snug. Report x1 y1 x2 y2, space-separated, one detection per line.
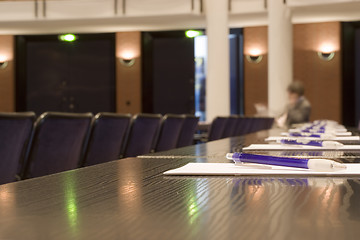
16 33 116 115
142 31 195 115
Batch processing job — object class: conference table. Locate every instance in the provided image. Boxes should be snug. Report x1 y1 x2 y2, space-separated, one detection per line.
1 128 360 239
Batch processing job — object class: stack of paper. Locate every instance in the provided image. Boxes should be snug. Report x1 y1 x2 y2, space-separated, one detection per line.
242 144 360 151
164 163 360 176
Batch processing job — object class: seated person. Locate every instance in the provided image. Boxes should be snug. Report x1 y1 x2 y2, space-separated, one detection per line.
277 81 311 128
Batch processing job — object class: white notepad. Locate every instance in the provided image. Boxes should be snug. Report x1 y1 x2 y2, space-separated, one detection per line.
281 132 352 136
243 144 360 151
265 136 360 142
164 163 360 176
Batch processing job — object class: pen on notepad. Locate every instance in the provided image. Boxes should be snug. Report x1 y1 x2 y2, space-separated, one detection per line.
277 139 343 148
226 152 346 171
288 132 336 139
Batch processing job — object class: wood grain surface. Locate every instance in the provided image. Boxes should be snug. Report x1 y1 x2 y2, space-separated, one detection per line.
1 129 360 240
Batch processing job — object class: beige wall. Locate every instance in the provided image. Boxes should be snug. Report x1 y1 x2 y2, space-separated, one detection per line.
0 35 15 112
243 22 342 122
115 32 142 114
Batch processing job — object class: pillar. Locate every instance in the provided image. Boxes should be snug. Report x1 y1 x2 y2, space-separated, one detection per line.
268 0 293 116
205 0 230 121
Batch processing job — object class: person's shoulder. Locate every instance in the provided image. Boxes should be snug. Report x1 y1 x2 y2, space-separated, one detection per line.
301 97 311 107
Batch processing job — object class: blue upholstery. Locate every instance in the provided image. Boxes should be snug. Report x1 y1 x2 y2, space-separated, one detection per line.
176 115 199 148
155 114 184 152
222 116 238 138
265 118 274 129
82 113 131 166
248 118 260 133
208 117 228 141
123 114 162 157
234 117 273 136
0 112 35 185
23 112 93 178
234 117 245 136
237 117 252 135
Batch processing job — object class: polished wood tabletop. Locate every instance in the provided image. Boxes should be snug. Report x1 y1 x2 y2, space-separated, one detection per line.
1 129 360 240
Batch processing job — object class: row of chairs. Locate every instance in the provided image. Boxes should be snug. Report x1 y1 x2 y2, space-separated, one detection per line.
207 116 274 141
0 112 199 185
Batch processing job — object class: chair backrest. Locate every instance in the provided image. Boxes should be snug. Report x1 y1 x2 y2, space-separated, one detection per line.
176 115 199 148
236 117 252 135
0 112 35 185
265 117 274 129
234 117 245 136
249 118 261 133
222 116 238 138
82 113 131 167
123 114 162 157
22 112 93 179
208 117 228 141
155 114 185 152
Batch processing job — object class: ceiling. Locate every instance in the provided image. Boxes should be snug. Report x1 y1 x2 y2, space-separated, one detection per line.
0 0 359 34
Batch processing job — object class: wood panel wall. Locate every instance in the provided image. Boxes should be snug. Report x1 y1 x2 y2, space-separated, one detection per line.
293 22 341 122
243 26 268 116
243 22 342 123
0 35 15 112
115 32 142 114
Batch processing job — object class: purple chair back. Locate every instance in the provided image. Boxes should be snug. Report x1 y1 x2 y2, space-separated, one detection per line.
0 112 35 184
123 114 162 157
82 113 131 166
176 115 199 148
155 114 185 152
23 112 93 179
222 116 238 138
208 117 228 141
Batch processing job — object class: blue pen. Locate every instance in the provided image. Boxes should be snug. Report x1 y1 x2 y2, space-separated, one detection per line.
226 152 346 171
288 132 336 140
280 139 323 147
278 138 344 148
289 132 322 138
278 139 343 148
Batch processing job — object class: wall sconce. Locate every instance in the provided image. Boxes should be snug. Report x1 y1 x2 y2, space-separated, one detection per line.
246 55 263 63
119 58 135 67
317 51 335 61
246 48 263 63
317 44 335 61
0 56 8 69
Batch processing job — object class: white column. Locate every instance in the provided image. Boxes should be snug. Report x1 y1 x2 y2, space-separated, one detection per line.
268 0 293 116
205 0 230 122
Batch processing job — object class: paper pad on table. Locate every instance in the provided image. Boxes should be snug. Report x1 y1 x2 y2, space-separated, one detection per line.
164 163 360 176
281 132 352 136
265 136 360 142
243 144 360 151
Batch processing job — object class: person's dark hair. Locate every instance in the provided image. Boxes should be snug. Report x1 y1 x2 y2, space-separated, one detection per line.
287 81 305 96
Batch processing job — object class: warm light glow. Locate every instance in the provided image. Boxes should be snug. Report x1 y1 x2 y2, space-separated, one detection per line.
0 55 7 62
319 43 335 53
120 51 136 60
249 48 262 56
246 48 263 63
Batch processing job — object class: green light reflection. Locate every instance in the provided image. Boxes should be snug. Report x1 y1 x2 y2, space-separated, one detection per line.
187 195 199 225
64 173 78 233
186 179 209 225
